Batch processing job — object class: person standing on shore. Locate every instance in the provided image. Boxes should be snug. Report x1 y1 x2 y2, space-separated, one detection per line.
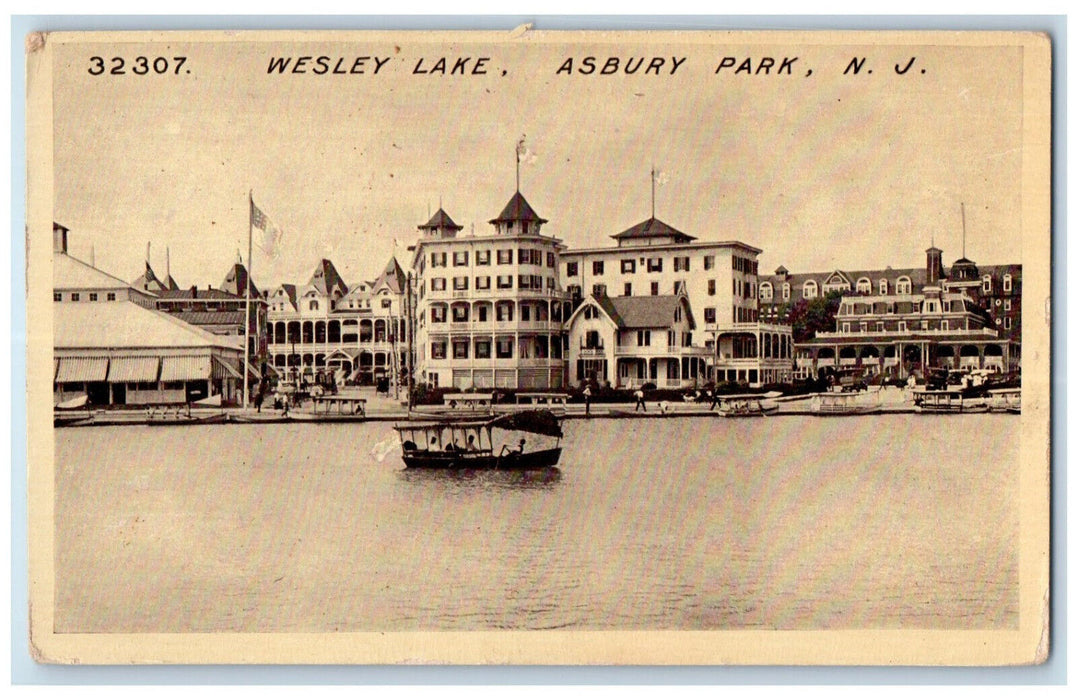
634 388 646 412
583 385 592 417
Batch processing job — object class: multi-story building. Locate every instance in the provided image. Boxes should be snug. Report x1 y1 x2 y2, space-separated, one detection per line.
266 256 408 387
564 290 703 389
411 193 571 390
559 215 793 386
52 223 244 406
759 246 1020 378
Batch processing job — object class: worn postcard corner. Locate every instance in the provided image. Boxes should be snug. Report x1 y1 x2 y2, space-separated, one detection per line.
26 28 1051 666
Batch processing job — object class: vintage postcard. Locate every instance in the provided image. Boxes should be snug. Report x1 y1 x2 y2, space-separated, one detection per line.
26 29 1051 665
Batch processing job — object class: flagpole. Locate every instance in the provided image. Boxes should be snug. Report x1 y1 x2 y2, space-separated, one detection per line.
244 190 253 410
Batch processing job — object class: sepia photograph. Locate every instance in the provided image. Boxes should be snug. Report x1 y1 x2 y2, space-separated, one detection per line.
25 28 1051 665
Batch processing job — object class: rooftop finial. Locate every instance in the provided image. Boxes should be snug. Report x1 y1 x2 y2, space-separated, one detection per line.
961 201 967 258
651 164 656 219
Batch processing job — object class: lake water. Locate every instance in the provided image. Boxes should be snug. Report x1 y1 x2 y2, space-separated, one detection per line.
54 415 1018 632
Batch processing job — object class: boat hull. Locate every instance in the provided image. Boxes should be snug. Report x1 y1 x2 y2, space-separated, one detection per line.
402 447 562 470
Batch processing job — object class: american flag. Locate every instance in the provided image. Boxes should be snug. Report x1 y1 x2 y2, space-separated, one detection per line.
250 197 283 260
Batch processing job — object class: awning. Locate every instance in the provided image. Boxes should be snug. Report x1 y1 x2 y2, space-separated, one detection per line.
55 357 109 383
107 356 160 383
211 356 242 380
160 356 212 382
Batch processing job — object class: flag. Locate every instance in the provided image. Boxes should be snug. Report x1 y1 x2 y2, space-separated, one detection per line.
516 134 538 165
251 198 283 260
652 168 669 186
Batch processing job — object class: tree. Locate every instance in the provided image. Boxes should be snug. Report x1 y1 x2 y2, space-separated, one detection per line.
780 290 843 343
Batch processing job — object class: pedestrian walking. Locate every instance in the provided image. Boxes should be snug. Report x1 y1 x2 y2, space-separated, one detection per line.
634 388 646 412
583 385 592 417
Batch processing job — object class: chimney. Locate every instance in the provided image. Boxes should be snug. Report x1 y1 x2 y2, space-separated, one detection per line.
926 246 944 285
53 222 69 255
191 285 198 299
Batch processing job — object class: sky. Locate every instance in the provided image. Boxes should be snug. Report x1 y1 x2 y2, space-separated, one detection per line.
50 32 1027 291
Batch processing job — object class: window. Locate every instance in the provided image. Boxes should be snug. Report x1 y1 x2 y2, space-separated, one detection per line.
71 293 80 301
592 283 607 297
566 261 579 277
1004 317 1012 330
668 330 676 347
496 337 513 358
496 303 513 322
53 292 62 302
453 251 469 266
496 275 513 289
1003 274 1013 292
430 306 446 323
646 257 663 273
451 305 469 322
521 222 528 235
896 276 912 295
621 259 636 273
704 255 714 270
431 278 446 291
547 252 555 267
707 280 716 296
1004 299 1012 311
941 320 949 331
309 300 320 311
476 276 491 290
452 340 469 359
876 322 884 332
674 256 690 272
88 292 98 301
879 279 888 295
475 340 491 359
636 330 651 346
856 278 871 294
982 275 993 293
760 283 773 301
107 292 116 301
802 280 818 299
477 305 489 322
567 284 582 298
518 249 542 265
431 252 447 267
497 249 513 265
453 276 469 291
592 260 604 276
651 282 659 296
431 341 447 359
476 250 491 266
546 277 555 290
624 282 632 296
704 307 716 323
584 330 601 348
842 323 850 333
898 321 907 332
381 298 392 308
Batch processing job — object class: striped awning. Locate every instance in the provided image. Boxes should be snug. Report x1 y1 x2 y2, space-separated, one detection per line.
107 356 160 383
55 357 109 383
211 356 242 380
160 356 212 382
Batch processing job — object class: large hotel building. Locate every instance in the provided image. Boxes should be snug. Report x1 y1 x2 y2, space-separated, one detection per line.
410 191 572 390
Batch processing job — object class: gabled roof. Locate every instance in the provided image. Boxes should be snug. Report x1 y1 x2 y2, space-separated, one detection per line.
420 208 463 231
163 274 180 291
220 263 260 298
371 256 406 295
54 301 242 351
573 293 693 331
270 283 299 309
156 287 241 301
132 262 170 293
307 258 348 296
608 294 694 330
489 191 548 225
54 252 138 291
610 216 696 243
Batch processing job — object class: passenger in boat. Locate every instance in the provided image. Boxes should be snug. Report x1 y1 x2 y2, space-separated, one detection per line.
466 434 477 452
429 435 440 451
500 438 526 456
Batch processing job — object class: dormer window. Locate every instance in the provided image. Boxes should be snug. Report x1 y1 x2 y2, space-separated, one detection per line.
879 279 888 295
856 277 871 294
802 280 818 299
896 277 912 295
983 275 993 293
1003 274 1013 292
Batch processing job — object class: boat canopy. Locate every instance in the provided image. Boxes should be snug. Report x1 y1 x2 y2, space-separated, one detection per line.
395 409 563 438
489 409 564 438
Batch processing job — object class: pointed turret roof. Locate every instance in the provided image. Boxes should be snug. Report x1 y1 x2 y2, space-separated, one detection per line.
489 191 548 225
611 216 696 243
371 256 407 295
220 263 260 298
306 258 348 296
420 208 463 232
